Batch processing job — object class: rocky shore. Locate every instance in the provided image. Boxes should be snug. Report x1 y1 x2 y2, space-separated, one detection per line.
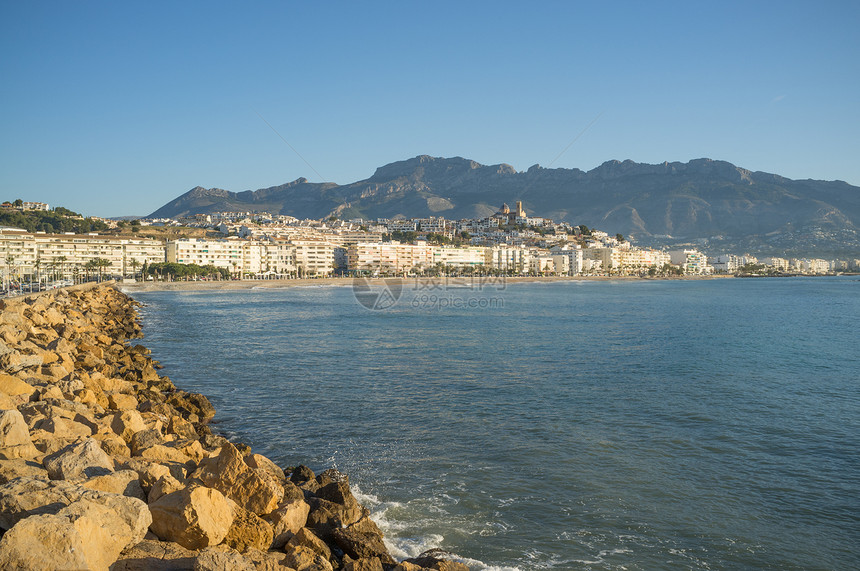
0 283 468 571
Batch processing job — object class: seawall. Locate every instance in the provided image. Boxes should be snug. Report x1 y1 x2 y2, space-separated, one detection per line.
0 283 466 570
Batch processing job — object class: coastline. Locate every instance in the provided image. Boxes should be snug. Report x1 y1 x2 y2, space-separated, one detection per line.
0 282 459 570
121 274 734 293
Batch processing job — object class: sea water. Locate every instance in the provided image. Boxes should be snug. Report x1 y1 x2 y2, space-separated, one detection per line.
129 277 860 570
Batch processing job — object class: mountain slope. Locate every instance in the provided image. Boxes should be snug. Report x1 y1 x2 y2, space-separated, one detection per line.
148 155 860 256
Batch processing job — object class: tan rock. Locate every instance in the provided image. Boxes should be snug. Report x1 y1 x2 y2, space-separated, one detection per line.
0 372 36 400
193 442 282 515
148 484 236 550
0 476 141 530
35 383 64 400
0 352 43 373
42 305 65 327
0 494 151 571
266 499 311 549
283 544 334 571
118 457 188 493
81 469 146 501
245 453 287 485
287 527 332 560
43 362 72 380
93 430 131 457
43 437 114 480
0 392 14 409
167 438 205 463
0 511 93 570
0 458 48 486
343 558 384 571
130 427 165 455
109 392 139 411
240 547 291 571
0 408 39 460
139 443 194 467
111 409 148 442
167 415 199 440
33 415 94 439
194 545 255 571
110 538 198 571
223 506 274 552
147 473 186 504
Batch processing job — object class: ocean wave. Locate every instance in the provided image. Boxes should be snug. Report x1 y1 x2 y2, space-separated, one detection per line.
354 485 520 569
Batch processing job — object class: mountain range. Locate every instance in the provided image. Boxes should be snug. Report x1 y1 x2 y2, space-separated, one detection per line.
149 155 860 257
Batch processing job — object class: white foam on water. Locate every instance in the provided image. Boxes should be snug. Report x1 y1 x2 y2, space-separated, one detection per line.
352 485 522 571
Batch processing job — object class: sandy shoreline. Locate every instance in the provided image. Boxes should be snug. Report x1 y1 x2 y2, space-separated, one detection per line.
119 274 733 292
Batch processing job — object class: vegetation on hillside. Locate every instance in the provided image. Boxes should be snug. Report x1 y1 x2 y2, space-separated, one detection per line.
0 201 108 234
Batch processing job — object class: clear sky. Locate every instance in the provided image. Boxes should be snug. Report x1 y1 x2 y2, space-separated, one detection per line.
1 1 858 217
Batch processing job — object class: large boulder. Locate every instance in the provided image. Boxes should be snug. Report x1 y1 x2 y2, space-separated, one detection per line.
0 493 150 571
222 505 274 551
110 538 198 571
0 372 36 402
0 458 49 484
343 558 385 571
80 469 146 501
241 547 290 571
245 453 287 485
111 409 148 442
266 498 311 549
403 550 471 571
148 484 236 550
166 391 216 423
192 442 282 515
0 408 39 460
332 528 395 565
286 527 332 561
43 438 114 480
194 546 255 571
283 544 334 571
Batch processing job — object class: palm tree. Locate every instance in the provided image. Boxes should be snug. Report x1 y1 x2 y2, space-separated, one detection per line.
129 258 140 280
55 255 68 282
97 258 111 280
33 258 41 289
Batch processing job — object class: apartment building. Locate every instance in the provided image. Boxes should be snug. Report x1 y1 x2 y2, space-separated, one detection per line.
291 239 337 276
415 217 447 233
583 246 622 273
347 242 435 274
668 249 712 274
619 249 671 273
167 238 245 273
487 245 531 274
434 246 486 268
0 228 164 279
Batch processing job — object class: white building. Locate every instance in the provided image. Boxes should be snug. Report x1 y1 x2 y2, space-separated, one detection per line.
668 249 711 274
0 228 164 280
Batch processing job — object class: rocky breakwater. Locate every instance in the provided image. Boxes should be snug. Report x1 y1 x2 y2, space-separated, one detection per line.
0 283 467 571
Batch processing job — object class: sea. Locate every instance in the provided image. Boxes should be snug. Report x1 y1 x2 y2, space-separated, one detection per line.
127 277 860 570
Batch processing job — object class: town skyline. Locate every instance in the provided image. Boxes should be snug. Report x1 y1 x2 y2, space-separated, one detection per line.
1 200 855 293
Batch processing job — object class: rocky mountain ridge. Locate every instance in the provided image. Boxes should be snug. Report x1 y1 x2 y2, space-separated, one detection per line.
149 155 860 257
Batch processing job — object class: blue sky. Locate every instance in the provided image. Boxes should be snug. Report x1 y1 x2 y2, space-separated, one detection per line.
1 1 858 217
